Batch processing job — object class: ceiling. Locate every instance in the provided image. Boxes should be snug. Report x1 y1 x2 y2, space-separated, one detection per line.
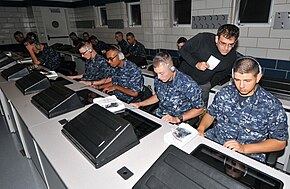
0 0 137 7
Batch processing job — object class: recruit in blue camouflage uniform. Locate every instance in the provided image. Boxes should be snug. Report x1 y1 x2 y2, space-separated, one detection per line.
82 54 113 81
128 41 146 57
206 85 289 162
117 39 129 55
153 70 204 118
111 59 144 103
37 44 60 71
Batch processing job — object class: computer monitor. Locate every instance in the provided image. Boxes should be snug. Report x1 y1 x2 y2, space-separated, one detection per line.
15 71 51 95
134 145 251 189
31 84 84 118
62 104 140 168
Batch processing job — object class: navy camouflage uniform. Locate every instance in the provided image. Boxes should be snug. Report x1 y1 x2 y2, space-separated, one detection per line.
111 59 144 103
82 54 113 81
153 70 204 118
37 44 60 71
206 85 289 162
128 41 146 57
117 39 129 55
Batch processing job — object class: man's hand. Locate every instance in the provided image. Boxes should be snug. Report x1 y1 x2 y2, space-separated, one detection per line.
130 102 141 109
195 61 210 71
223 140 246 153
197 127 205 137
79 80 93 86
161 114 180 124
103 85 116 93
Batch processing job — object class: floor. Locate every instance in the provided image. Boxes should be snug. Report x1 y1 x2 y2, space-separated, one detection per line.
0 114 47 189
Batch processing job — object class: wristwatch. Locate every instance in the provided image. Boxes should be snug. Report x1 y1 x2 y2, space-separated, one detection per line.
177 115 183 123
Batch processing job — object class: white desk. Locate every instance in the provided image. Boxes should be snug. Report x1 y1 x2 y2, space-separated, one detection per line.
2 73 290 189
29 108 290 189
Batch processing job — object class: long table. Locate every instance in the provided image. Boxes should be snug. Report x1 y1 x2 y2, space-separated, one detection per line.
1 71 290 189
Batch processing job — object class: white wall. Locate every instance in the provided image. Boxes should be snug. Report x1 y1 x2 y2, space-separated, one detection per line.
1 0 290 61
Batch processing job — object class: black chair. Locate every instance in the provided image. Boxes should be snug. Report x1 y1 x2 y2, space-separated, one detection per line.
55 60 77 76
266 149 285 167
129 85 159 113
130 85 153 103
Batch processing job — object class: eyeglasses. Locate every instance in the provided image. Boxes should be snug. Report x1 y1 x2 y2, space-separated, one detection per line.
80 49 89 55
217 40 235 48
107 54 118 62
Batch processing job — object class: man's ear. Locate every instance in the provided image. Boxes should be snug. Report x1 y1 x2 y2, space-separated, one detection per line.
215 36 219 44
256 73 263 83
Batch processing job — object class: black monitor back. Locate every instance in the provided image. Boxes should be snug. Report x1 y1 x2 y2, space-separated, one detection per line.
0 52 6 59
1 63 29 81
61 104 140 168
133 145 250 189
0 57 16 70
31 84 84 118
15 71 51 95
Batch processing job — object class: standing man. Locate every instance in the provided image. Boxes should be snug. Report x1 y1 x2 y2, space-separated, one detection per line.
179 24 239 106
95 45 144 103
115 31 129 55
67 41 113 86
197 57 288 162
125 32 147 67
174 36 187 69
131 52 204 124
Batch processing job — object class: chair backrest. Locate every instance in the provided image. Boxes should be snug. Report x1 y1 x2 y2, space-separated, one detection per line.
130 85 152 103
266 149 285 167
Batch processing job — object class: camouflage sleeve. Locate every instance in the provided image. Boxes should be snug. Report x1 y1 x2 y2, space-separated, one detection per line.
127 68 144 92
185 82 204 108
268 105 289 141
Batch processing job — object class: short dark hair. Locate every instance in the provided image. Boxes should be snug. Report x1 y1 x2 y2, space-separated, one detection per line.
82 32 89 36
126 32 135 38
233 56 261 76
217 24 239 40
89 35 98 41
77 41 91 50
25 32 39 45
177 37 187 44
69 32 77 37
14 31 23 37
115 31 123 37
107 44 121 52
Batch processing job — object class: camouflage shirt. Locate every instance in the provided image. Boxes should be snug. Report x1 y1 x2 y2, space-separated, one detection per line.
117 39 129 55
37 44 60 71
154 70 204 118
82 54 113 81
128 41 146 57
206 85 289 162
111 59 144 103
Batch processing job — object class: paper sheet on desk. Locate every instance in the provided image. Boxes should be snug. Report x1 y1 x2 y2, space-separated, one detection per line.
93 95 125 113
207 55 220 70
164 123 198 148
40 71 58 80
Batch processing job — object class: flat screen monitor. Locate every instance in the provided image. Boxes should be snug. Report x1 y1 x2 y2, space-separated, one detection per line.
191 144 283 189
133 145 251 189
